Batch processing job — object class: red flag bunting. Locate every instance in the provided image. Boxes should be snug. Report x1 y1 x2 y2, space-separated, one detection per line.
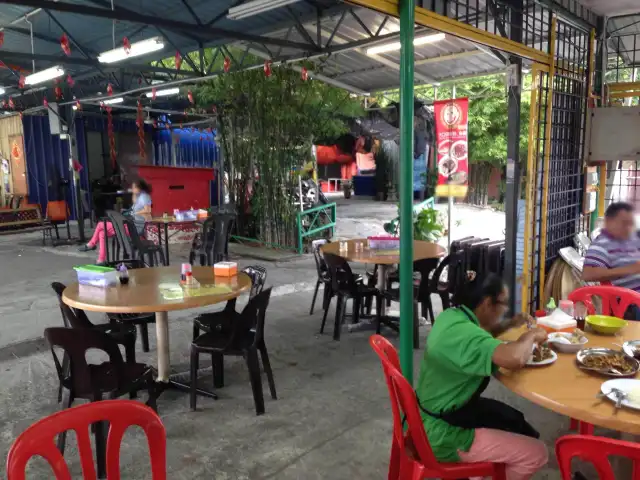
60 33 71 56
223 57 231 73
175 51 182 70
123 37 131 55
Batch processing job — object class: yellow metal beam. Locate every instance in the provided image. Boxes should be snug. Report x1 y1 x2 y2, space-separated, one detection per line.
521 64 542 313
607 81 640 93
610 91 640 99
598 163 607 217
587 29 595 101
415 49 483 65
346 0 551 65
538 17 557 309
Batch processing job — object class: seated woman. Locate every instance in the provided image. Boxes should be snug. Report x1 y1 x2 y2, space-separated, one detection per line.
416 273 548 480
79 179 153 264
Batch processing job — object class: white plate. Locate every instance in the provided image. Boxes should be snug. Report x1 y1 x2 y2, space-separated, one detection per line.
527 349 558 366
601 379 640 410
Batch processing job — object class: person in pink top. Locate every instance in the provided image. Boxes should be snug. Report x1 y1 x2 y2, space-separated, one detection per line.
79 180 152 264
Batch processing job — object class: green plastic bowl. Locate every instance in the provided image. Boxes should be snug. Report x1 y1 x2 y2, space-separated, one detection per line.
585 315 628 335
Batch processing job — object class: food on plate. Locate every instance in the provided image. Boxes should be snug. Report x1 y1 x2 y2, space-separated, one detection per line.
531 344 553 363
582 353 635 374
570 329 585 344
451 140 468 160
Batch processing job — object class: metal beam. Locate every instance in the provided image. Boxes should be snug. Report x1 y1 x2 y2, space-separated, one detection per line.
415 49 484 65
0 0 321 51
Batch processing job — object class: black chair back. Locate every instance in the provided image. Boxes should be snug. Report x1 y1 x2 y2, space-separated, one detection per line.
51 282 95 329
323 252 359 294
312 239 330 280
44 327 125 396
106 210 135 259
243 265 267 298
412 258 440 302
213 214 235 262
232 287 273 349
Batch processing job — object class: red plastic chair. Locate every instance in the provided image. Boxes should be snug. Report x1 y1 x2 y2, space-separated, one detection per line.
556 434 640 479
568 285 640 319
6 400 166 480
369 335 506 480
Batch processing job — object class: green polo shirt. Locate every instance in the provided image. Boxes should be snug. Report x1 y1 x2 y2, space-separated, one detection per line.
416 306 503 462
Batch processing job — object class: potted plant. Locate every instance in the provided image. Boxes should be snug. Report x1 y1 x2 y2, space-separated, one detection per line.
413 206 445 242
342 180 352 199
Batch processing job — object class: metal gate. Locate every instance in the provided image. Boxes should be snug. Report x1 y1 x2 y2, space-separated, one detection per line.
522 19 591 312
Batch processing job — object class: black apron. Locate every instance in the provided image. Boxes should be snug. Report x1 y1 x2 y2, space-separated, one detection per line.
418 307 540 439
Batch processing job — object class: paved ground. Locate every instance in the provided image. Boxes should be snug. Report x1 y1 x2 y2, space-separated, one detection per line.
5 199 627 478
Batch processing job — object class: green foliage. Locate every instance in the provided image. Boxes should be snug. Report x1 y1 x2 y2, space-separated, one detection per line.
413 207 445 242
193 64 363 247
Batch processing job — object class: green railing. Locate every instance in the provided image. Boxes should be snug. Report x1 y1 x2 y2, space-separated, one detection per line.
296 202 337 254
384 197 435 235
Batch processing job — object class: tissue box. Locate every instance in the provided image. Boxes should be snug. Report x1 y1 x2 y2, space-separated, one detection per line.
74 265 118 288
214 261 238 277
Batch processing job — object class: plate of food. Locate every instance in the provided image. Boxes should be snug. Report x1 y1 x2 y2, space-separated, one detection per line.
527 344 557 366
548 329 588 353
600 379 640 410
576 348 639 377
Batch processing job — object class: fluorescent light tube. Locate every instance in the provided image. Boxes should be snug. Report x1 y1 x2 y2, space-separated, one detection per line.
366 33 446 56
145 87 180 98
228 0 301 20
103 97 124 105
98 36 164 64
25 66 65 85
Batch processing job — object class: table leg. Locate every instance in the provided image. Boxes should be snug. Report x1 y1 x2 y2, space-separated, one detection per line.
155 311 170 382
164 223 170 265
377 264 388 317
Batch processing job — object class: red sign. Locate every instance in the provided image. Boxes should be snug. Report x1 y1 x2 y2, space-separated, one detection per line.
434 98 469 198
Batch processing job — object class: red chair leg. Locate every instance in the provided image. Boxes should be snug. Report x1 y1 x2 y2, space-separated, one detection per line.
387 440 401 480
579 422 594 435
569 418 578 431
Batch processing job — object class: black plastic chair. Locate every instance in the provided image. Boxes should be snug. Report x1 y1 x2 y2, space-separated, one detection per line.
309 239 331 316
106 211 166 267
192 265 267 340
189 214 235 266
322 252 380 341
44 327 157 478
101 259 157 353
376 258 440 349
190 288 275 415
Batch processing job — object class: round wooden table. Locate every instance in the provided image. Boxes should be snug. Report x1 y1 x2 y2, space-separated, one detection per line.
321 239 446 316
63 266 252 387
497 324 640 435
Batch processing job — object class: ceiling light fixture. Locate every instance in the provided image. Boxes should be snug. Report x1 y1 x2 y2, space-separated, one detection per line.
366 33 446 56
103 97 124 105
0 88 5 96
228 0 302 20
25 66 65 85
145 87 180 98
98 36 164 64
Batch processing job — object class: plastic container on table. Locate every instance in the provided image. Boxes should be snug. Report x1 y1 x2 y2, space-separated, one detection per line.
367 236 400 250
559 299 574 317
74 265 118 288
537 308 577 333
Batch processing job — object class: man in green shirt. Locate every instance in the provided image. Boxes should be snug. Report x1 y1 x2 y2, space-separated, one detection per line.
416 274 548 480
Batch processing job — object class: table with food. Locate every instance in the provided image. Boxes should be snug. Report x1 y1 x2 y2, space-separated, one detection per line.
498 301 640 435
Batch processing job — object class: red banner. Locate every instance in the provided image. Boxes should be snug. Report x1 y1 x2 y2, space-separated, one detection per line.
434 98 469 198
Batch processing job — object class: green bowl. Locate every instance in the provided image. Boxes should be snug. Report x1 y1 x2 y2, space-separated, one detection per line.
585 315 628 335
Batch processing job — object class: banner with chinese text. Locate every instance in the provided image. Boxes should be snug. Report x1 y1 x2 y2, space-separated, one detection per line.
434 98 469 198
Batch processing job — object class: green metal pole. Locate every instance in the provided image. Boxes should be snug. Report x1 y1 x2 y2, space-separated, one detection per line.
399 0 415 383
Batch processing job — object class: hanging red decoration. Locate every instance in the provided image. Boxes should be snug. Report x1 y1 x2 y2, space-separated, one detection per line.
175 51 183 70
99 101 105 110
301 67 309 81
54 86 63 101
137 77 143 86
75 99 82 111
151 87 157 101
8 98 14 109
107 83 113 96
136 100 146 162
18 75 25 89
152 119 158 129
107 105 116 169
123 37 131 55
264 60 272 77
187 90 194 104
223 57 231 73
72 159 83 172
60 33 71 56
43 98 48 109
1 100 6 109
66 75 75 88
0 32 5 48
